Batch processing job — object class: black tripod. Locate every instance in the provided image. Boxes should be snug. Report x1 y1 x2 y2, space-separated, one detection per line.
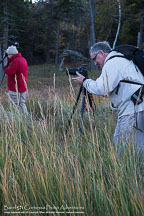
67 85 95 133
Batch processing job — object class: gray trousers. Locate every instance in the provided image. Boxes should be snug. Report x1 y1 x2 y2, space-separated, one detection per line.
114 111 144 152
8 91 28 116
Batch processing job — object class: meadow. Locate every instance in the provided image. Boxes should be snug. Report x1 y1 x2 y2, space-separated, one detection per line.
0 64 144 216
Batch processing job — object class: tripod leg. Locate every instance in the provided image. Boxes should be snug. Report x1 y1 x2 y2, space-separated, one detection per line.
87 91 96 123
87 91 96 112
66 85 82 133
79 86 85 133
0 54 7 64
0 72 6 86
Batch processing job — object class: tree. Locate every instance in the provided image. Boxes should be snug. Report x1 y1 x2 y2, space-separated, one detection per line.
2 0 8 52
52 0 88 69
119 0 144 46
138 8 144 48
88 0 95 70
0 0 143 66
0 0 31 57
113 0 121 48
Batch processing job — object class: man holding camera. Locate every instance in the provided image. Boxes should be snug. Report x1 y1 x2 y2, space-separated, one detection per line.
4 45 28 115
73 41 144 151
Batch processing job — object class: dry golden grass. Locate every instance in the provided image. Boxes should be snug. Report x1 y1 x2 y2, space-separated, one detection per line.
0 65 144 216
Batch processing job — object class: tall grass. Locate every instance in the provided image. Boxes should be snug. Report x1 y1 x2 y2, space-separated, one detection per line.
0 65 144 215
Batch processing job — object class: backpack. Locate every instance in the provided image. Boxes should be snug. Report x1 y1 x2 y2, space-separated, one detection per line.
105 45 144 105
105 45 144 86
106 45 144 75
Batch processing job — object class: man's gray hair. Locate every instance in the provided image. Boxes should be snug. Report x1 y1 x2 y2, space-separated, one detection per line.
90 41 112 55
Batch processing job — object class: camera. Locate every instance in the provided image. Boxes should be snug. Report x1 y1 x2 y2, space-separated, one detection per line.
66 64 88 77
9 35 19 48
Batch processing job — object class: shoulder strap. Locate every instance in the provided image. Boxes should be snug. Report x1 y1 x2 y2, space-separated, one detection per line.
120 80 143 85
105 55 127 64
115 80 143 94
105 55 144 85
105 54 144 89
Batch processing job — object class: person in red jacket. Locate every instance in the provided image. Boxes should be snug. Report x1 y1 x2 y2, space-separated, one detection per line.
4 45 28 115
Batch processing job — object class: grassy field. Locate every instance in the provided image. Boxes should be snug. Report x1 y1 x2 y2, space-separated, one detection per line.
0 64 144 216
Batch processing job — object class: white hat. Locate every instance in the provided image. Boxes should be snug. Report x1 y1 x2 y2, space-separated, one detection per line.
6 45 18 55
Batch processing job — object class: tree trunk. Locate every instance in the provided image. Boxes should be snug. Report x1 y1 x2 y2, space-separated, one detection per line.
45 52 50 64
45 43 50 64
89 0 95 70
139 10 144 49
59 58 65 72
89 0 95 45
59 44 69 72
0 42 5 85
55 23 60 69
113 0 121 48
137 32 141 48
0 43 2 71
2 0 8 52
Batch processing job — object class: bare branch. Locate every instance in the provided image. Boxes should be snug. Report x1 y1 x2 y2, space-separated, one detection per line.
59 50 89 61
59 49 89 72
113 0 121 48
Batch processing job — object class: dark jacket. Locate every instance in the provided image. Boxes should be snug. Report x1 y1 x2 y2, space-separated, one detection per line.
4 53 27 92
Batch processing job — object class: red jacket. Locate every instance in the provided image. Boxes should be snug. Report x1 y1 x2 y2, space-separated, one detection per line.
4 53 27 92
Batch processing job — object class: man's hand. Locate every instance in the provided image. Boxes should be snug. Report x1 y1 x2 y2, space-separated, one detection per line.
72 72 85 85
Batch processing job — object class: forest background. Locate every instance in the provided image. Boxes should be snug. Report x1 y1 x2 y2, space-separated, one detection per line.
0 0 144 68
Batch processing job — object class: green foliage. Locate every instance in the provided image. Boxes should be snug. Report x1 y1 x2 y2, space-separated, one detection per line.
0 0 143 65
119 21 136 44
118 0 144 45
0 0 30 49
